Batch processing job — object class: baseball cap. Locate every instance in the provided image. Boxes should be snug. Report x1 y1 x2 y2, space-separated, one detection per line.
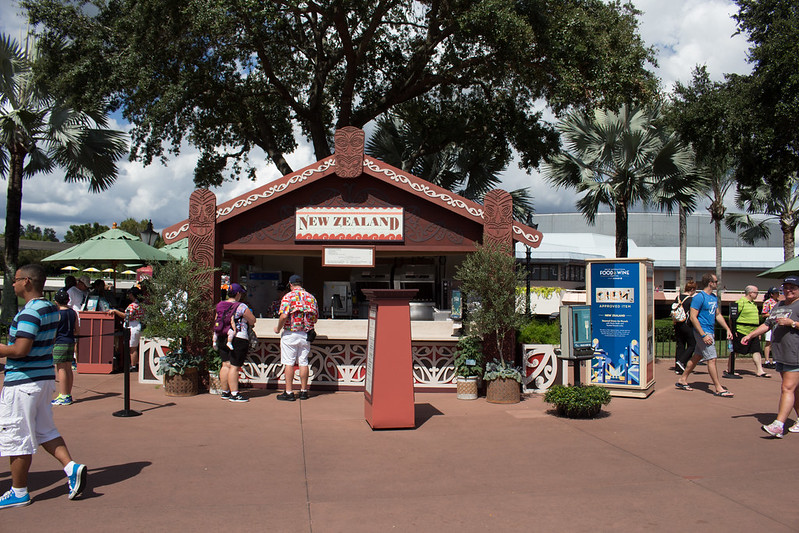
783 275 799 287
54 288 70 305
78 275 91 286
228 282 246 296
289 274 302 285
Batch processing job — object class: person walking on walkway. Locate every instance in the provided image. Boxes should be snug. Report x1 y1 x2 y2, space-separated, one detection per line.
676 272 734 397
673 281 697 374
742 276 799 438
762 287 780 368
727 285 769 379
0 264 87 508
274 275 318 401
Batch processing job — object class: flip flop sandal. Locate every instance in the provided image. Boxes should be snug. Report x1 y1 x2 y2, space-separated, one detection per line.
675 382 693 391
714 390 734 397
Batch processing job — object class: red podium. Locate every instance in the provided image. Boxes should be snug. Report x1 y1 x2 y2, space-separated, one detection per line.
76 311 116 374
362 289 417 429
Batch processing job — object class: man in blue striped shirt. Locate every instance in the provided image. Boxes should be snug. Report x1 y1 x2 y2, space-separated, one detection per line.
0 264 87 509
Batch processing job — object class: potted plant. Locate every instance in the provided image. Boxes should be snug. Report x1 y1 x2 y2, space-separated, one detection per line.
453 335 484 400
206 347 223 394
141 259 216 397
454 241 525 403
543 384 612 418
483 358 523 404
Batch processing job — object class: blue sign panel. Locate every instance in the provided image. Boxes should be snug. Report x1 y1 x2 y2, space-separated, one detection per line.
590 263 640 386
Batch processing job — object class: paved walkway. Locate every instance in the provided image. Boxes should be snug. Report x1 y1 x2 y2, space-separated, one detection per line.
1 359 797 532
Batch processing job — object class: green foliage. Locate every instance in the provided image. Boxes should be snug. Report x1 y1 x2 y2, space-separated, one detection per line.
484 358 523 383
518 317 560 345
205 347 222 374
63 222 110 244
24 0 656 186
142 259 216 374
654 318 675 343
20 224 58 241
453 335 484 378
454 241 525 360
155 349 203 377
118 218 164 248
543 103 696 258
544 384 611 418
0 33 127 324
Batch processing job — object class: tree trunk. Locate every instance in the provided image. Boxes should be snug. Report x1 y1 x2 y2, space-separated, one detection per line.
781 218 797 262
615 201 629 258
679 205 687 291
714 217 723 301
2 144 25 324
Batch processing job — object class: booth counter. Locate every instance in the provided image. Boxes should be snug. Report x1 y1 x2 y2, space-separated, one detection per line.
140 318 460 390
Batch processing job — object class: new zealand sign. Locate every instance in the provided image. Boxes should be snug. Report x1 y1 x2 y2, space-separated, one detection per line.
295 207 404 241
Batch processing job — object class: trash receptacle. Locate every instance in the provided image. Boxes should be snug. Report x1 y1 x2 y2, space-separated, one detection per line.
76 311 116 374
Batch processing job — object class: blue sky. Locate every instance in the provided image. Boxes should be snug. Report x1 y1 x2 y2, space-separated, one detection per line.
1 0 751 240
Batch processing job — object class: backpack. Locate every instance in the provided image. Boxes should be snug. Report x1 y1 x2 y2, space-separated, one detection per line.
671 295 689 323
214 301 241 337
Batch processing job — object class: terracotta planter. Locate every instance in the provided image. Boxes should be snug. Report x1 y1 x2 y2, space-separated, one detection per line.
486 377 521 404
456 376 478 400
163 367 199 397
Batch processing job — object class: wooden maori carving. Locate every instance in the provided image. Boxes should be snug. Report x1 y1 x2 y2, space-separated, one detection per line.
188 188 219 303
483 189 513 250
334 127 365 178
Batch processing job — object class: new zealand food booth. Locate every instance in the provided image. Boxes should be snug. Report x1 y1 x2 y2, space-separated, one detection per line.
143 127 543 391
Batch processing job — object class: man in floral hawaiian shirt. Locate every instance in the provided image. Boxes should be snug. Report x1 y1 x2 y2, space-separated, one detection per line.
274 275 318 401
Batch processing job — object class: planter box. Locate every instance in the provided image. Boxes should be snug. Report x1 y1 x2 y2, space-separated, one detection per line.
456 376 478 400
486 377 520 404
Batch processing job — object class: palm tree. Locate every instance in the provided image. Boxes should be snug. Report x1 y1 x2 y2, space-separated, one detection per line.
365 111 534 220
542 103 696 257
726 174 799 262
0 34 128 322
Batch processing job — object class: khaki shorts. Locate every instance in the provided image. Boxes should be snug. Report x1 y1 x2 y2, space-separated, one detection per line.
0 381 61 456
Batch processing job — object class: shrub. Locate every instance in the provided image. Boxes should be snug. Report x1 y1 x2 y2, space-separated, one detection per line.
518 316 560 345
544 384 611 418
454 335 484 378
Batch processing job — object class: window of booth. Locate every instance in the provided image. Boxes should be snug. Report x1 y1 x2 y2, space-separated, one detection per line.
530 264 559 281
563 264 585 282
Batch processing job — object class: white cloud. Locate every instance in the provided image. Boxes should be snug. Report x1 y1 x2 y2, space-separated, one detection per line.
1 0 753 236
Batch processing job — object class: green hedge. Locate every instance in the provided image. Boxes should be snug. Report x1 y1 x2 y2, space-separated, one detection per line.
518 316 560 345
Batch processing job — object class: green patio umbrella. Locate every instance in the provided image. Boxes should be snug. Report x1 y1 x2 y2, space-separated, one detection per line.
161 238 188 260
757 255 799 278
44 227 173 288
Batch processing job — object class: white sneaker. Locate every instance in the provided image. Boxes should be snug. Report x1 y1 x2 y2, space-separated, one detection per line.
788 421 799 433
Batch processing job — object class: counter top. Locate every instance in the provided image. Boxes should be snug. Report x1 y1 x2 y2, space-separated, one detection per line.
253 318 460 341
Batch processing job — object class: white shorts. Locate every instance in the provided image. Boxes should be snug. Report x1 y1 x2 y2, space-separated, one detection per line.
280 331 311 366
128 323 142 348
0 381 61 456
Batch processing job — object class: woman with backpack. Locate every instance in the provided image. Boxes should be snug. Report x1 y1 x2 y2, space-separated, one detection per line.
673 281 697 374
214 283 256 403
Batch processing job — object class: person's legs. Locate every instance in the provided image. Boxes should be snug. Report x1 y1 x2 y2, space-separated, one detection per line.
284 364 296 393
707 358 728 393
40 436 72 467
752 351 767 376
129 346 139 368
9 455 33 489
299 366 309 390
674 325 685 368
228 365 240 394
55 363 73 397
775 371 799 423
219 362 230 393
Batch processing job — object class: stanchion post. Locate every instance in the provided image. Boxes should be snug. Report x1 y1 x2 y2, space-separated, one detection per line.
113 326 141 417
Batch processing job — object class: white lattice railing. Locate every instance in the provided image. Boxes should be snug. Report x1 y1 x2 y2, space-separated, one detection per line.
141 337 458 390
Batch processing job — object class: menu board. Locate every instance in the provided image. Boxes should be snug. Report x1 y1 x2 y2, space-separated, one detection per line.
365 304 377 398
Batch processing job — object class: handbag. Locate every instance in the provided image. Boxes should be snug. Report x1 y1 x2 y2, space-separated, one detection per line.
247 328 259 351
306 329 317 343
